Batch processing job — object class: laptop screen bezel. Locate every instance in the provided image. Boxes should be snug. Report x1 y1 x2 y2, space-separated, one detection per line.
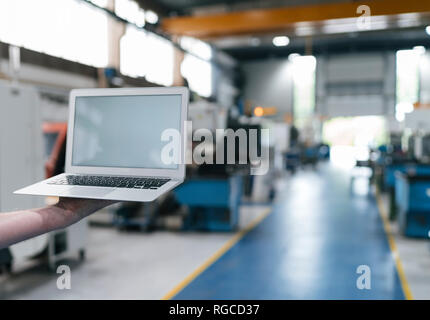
65 87 188 180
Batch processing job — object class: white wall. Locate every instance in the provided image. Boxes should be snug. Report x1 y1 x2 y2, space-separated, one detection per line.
242 58 293 118
0 60 97 89
420 52 430 104
214 66 238 108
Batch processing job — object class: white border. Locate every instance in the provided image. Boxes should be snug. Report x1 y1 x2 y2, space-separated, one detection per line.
65 87 189 181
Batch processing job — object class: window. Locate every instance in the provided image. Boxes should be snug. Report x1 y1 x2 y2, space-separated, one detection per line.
120 26 148 78
180 37 212 97
181 55 212 97
396 49 422 121
181 37 212 61
322 116 387 169
0 0 109 68
144 33 174 86
120 26 174 86
291 55 316 128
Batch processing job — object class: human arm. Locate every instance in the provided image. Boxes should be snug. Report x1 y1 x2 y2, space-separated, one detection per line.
0 198 116 249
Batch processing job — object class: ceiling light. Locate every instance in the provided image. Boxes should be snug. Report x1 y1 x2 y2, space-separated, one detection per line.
250 38 261 46
272 36 290 47
145 10 159 24
254 106 264 117
288 53 300 61
426 26 430 36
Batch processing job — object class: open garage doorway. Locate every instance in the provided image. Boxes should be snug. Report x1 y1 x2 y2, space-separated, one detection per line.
322 116 388 169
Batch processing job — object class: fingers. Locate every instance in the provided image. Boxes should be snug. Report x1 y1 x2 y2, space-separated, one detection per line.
56 197 118 213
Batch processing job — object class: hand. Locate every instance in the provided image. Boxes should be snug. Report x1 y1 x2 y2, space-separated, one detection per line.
0 198 119 249
55 197 117 213
53 197 118 228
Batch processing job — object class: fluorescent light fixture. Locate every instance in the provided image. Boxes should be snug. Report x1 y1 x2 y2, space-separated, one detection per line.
254 106 264 117
272 36 289 47
115 0 145 27
250 37 261 46
181 36 212 60
145 10 159 24
295 26 315 37
413 45 426 55
426 26 430 36
288 53 300 61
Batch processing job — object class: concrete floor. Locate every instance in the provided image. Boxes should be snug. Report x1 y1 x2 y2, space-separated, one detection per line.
394 233 430 299
1 164 430 299
379 193 430 299
0 205 268 299
174 166 405 299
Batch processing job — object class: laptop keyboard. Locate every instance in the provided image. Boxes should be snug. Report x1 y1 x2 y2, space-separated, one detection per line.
47 175 170 189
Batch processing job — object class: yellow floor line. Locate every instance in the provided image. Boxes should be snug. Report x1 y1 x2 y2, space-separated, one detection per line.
375 187 414 300
162 208 272 300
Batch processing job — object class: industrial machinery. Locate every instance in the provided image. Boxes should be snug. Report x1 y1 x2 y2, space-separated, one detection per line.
376 110 430 221
0 248 12 273
170 112 261 231
389 133 430 229
173 172 242 231
408 133 430 164
0 82 87 271
113 99 268 231
42 121 88 269
395 172 430 238
385 162 430 220
0 81 47 271
373 132 405 192
43 122 67 178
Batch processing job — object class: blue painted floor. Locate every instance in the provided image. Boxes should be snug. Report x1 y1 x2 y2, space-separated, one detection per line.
174 166 405 299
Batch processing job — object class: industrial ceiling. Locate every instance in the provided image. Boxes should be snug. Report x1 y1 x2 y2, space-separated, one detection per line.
135 0 430 60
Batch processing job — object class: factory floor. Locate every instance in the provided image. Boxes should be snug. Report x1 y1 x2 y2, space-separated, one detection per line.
0 205 269 300
1 164 429 299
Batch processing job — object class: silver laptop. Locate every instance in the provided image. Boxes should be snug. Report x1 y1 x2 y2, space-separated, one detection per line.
15 87 189 202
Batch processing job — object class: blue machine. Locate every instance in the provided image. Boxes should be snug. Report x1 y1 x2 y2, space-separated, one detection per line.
395 173 430 238
173 175 242 231
383 163 430 220
285 150 300 173
384 163 430 189
318 144 330 160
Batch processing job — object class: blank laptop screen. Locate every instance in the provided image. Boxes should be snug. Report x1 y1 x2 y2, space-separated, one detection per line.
72 94 181 169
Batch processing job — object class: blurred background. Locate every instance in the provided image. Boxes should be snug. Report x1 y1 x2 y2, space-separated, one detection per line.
1 0 430 300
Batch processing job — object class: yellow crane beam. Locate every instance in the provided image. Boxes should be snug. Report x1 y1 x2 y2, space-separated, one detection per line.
162 0 430 38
